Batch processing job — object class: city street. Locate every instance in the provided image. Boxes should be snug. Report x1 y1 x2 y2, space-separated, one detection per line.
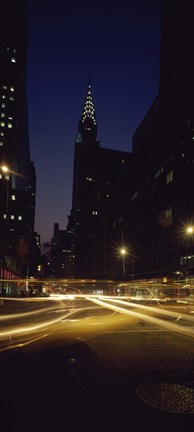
0 285 194 431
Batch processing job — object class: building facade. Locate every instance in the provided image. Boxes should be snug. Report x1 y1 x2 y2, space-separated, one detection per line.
119 0 194 279
55 0 194 282
0 1 37 281
69 82 132 279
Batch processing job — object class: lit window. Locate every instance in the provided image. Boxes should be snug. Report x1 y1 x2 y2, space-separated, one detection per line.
8 123 12 129
3 214 6 219
1 113 5 117
10 97 14 101
5 175 9 180
164 207 172 219
155 165 164 179
11 58 16 63
2 85 7 90
131 191 138 201
0 122 5 127
0 174 2 179
1 104 5 108
92 210 98 215
8 117 13 120
11 195 16 200
10 215 15 220
86 177 94 182
10 86 14 92
0 132 4 136
2 95 6 99
18 215 22 220
0 142 3 147
166 170 173 184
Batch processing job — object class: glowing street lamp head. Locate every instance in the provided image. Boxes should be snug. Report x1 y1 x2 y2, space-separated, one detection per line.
1 165 9 173
120 247 127 256
187 226 194 234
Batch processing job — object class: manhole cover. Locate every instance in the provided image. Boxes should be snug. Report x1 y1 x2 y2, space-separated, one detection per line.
136 383 194 414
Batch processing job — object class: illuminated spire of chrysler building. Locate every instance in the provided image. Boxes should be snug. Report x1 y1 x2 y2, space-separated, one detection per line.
76 80 99 147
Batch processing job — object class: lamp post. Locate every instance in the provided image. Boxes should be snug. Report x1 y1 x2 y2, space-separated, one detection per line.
185 225 194 282
0 165 10 293
186 226 194 263
120 247 127 280
2 165 9 215
1 165 10 256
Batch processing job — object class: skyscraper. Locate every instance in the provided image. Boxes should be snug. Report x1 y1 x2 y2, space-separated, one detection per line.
159 0 194 93
0 1 36 279
69 81 132 279
121 0 194 279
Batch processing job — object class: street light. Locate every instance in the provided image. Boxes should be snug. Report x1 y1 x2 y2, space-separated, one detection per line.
0 165 10 255
1 165 8 173
185 225 194 282
1 165 9 215
186 226 194 235
120 247 127 280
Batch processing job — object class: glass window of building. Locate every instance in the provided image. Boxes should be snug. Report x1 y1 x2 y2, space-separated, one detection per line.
166 170 173 184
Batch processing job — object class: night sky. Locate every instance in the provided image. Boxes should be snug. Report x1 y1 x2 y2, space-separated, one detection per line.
27 0 162 245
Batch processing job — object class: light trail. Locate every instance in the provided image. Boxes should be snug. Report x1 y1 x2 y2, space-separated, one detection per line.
0 297 117 341
0 333 50 352
0 308 82 337
0 305 65 321
100 296 194 323
86 296 194 338
0 293 194 354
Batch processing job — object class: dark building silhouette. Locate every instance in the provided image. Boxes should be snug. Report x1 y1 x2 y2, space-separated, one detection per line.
55 0 194 282
0 1 37 281
48 221 74 278
69 81 132 279
120 0 194 279
159 1 193 93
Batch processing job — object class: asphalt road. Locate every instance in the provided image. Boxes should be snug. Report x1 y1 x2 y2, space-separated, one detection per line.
0 293 194 431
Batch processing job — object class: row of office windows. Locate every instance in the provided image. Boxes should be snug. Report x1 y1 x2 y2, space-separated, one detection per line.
3 214 22 220
0 122 13 131
0 85 14 143
155 166 173 184
2 85 14 92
